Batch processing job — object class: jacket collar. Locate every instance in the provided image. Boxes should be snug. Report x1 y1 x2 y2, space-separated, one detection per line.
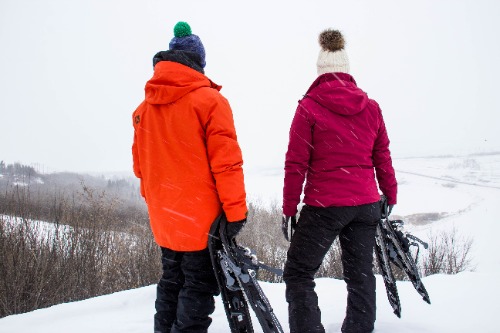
145 61 221 105
153 50 205 74
305 72 357 95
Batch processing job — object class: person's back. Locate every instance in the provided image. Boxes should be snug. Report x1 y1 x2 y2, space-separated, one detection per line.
284 72 396 212
282 29 397 333
132 21 247 333
133 60 246 251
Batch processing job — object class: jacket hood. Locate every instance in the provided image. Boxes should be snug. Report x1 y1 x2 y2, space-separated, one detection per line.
304 72 368 116
145 61 220 105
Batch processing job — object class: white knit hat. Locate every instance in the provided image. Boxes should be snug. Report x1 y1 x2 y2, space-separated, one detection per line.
316 29 350 75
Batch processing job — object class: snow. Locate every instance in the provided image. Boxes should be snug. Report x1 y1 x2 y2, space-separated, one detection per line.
1 272 498 333
1 215 73 241
1 153 500 332
7 176 44 187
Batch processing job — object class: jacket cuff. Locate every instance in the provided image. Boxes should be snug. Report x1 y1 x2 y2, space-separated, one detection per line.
283 205 298 217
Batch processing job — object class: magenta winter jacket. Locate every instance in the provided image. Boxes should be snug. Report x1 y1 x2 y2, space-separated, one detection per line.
283 73 397 216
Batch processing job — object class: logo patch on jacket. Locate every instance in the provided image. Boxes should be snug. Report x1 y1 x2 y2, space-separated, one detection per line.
134 115 140 124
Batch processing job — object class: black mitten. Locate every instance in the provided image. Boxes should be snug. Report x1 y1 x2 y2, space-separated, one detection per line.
225 219 246 240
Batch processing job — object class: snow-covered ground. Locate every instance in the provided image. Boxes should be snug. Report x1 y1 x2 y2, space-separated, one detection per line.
1 215 73 241
1 153 500 332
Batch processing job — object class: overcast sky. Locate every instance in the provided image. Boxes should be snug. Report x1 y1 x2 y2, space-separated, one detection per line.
1 0 499 173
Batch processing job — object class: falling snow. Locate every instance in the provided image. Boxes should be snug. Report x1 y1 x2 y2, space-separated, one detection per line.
1 153 500 332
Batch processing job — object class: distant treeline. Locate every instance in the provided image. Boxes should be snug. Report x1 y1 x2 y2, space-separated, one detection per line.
0 161 37 177
0 161 144 229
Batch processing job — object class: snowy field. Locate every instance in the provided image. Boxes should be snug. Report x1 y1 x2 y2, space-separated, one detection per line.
1 153 500 332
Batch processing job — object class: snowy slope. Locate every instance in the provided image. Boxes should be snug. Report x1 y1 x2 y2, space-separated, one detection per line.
0 273 498 333
1 153 499 332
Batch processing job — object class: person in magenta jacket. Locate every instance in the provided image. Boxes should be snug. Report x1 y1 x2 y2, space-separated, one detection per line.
281 29 398 333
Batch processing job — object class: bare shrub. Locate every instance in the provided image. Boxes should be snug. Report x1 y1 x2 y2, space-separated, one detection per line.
239 202 343 282
238 200 288 283
316 239 343 279
0 182 159 318
422 228 475 276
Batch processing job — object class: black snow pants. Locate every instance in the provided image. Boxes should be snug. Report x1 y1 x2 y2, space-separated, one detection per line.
154 247 219 333
283 202 381 333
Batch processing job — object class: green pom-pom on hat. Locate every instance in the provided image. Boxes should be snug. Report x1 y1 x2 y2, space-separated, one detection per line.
173 21 192 38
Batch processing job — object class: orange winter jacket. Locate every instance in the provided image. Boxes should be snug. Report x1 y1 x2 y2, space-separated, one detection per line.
132 61 247 251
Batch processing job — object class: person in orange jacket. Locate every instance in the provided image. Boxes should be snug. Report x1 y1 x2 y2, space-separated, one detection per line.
132 21 248 333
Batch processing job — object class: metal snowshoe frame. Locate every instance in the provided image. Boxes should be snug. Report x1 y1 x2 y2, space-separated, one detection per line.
375 196 431 317
209 215 284 333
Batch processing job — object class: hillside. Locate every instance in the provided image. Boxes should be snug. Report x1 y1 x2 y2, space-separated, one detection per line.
1 153 499 332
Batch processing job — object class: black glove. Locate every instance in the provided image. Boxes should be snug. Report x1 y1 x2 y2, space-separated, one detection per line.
225 219 246 241
281 215 297 242
380 195 395 218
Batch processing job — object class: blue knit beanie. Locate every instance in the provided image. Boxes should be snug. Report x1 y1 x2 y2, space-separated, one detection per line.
169 22 206 68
